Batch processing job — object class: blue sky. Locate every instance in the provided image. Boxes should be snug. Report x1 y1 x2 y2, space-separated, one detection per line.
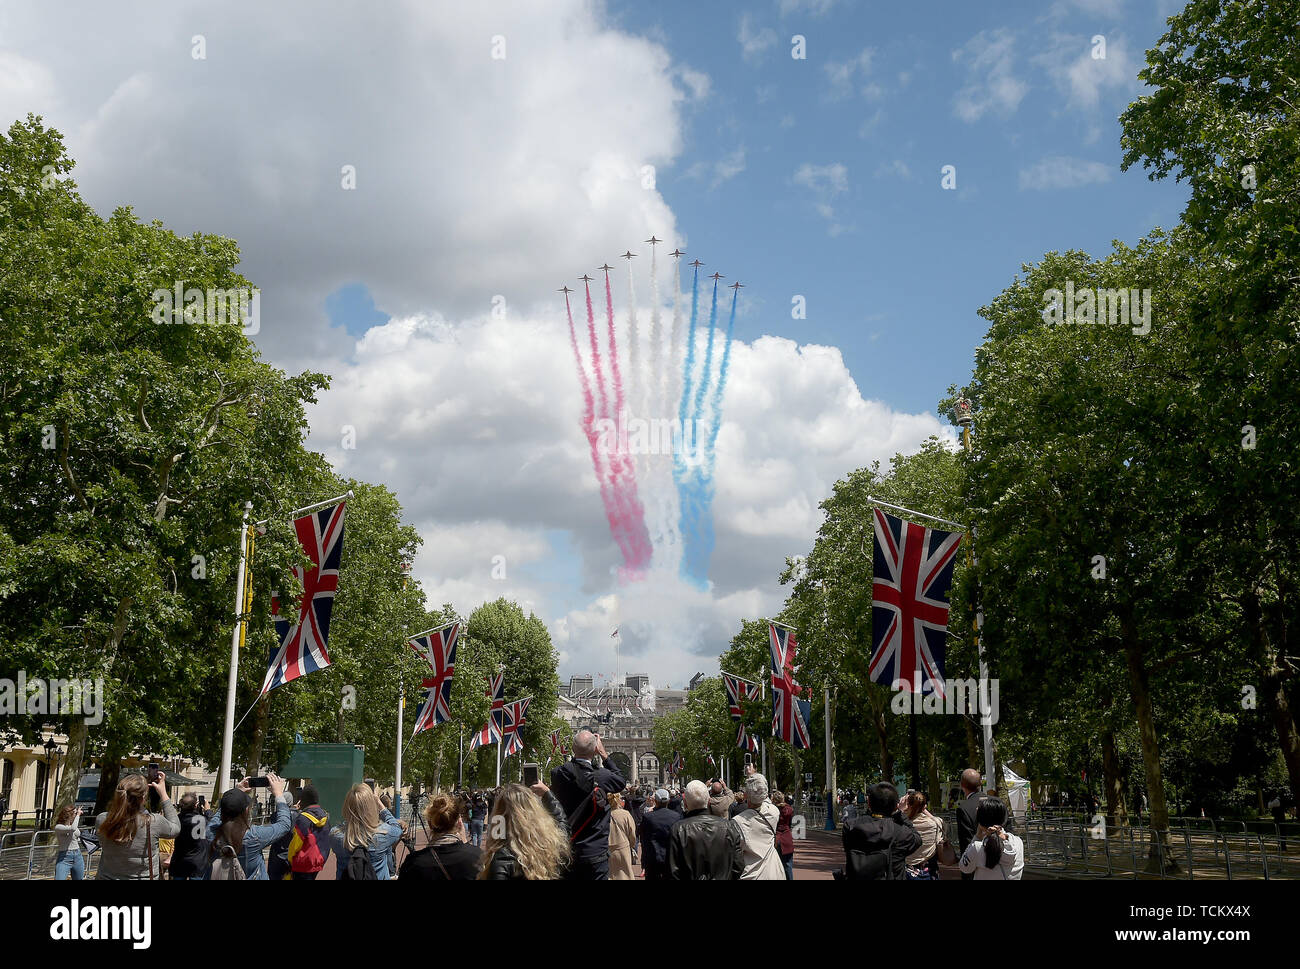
593 0 1190 415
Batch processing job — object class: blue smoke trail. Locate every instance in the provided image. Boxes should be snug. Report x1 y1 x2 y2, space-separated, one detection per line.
704 287 738 475
691 278 720 436
673 266 708 587
682 286 740 584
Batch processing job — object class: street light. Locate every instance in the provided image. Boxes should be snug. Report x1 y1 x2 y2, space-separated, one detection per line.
42 737 59 827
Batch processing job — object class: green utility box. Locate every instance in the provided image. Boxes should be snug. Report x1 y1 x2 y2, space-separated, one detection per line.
280 743 364 827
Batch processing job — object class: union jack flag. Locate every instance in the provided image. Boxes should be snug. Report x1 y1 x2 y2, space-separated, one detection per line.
722 671 758 720
468 671 505 750
501 697 532 756
737 723 759 755
261 501 347 695
869 508 962 696
671 751 684 774
409 621 459 737
550 729 562 753
769 622 811 749
706 749 716 768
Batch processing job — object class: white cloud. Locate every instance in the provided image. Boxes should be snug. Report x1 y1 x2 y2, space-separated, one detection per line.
824 48 875 99
309 312 948 685
1 0 694 368
952 29 1029 122
738 13 779 63
874 159 912 180
686 147 747 188
1018 155 1114 190
778 0 839 15
1033 32 1135 111
793 162 851 233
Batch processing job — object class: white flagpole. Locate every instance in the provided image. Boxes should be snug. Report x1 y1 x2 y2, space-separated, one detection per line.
866 495 965 531
760 665 768 778
218 502 252 796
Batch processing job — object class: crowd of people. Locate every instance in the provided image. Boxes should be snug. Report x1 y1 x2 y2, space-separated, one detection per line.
49 733 1020 881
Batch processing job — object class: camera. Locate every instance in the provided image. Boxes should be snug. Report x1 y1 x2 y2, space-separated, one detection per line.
146 762 161 784
246 776 271 788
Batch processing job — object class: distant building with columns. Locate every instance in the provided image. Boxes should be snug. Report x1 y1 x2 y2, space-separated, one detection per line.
557 674 689 788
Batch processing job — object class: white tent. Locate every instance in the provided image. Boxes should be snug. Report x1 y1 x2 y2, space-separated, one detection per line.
1002 766 1031 820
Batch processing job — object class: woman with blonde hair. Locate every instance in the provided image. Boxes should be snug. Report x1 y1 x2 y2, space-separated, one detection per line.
330 783 405 879
480 782 570 880
398 792 480 881
607 790 638 880
95 771 180 880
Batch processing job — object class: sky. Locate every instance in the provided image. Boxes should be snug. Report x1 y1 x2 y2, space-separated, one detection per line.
2 0 1191 689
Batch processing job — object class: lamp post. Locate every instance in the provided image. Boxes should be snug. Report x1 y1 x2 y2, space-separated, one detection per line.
42 737 59 828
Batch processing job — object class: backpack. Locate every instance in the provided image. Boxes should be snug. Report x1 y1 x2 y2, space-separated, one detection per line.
290 810 328 874
339 842 376 881
210 843 246 881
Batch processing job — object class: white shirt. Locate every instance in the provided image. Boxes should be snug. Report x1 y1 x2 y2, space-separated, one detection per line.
959 831 1024 880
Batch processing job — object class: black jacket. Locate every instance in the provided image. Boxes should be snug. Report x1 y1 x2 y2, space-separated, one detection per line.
398 841 481 881
549 757 626 859
638 806 682 872
168 809 211 879
668 808 744 880
957 791 980 852
842 812 921 880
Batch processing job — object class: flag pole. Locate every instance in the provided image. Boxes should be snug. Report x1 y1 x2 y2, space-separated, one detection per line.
395 565 410 822
218 502 253 796
958 411 997 794
866 495 965 531
760 665 768 778
254 489 353 528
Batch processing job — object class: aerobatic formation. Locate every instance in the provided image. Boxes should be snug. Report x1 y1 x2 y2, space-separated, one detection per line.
560 240 742 587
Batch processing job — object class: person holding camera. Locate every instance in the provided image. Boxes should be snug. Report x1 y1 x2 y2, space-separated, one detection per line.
53 804 86 880
331 782 406 880
169 793 212 880
840 782 921 880
206 772 293 880
548 729 626 880
95 770 181 880
479 782 570 879
733 773 786 880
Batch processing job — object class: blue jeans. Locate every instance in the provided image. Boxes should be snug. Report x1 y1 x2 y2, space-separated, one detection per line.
55 850 85 880
469 819 484 846
781 852 794 880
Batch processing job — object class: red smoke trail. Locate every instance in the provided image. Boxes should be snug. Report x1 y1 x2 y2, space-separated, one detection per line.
566 289 631 565
602 269 652 575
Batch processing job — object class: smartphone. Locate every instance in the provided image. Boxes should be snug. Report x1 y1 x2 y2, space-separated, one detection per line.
522 763 540 786
365 778 376 791
246 776 271 788
147 762 161 783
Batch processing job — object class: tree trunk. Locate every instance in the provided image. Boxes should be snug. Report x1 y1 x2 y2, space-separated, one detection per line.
964 717 979 772
246 695 270 778
927 746 941 813
1245 590 1300 811
54 717 89 810
867 685 892 780
1101 729 1126 832
1121 612 1177 873
94 742 124 816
